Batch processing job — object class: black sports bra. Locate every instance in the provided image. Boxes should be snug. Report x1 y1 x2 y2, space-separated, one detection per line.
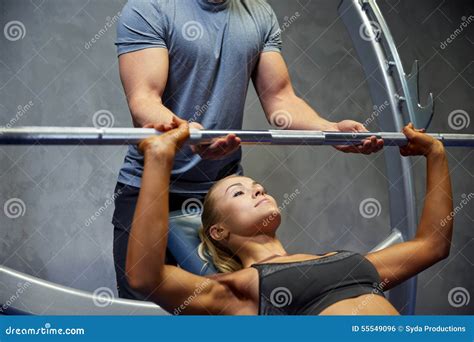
251 250 385 315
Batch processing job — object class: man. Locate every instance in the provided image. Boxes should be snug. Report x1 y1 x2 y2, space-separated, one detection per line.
112 0 383 300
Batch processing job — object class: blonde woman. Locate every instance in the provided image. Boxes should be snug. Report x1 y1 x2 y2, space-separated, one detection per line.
126 118 453 315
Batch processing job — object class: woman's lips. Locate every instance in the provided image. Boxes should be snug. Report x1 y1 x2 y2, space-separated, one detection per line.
255 198 270 207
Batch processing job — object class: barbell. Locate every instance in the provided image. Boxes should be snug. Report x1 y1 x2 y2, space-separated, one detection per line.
0 126 473 146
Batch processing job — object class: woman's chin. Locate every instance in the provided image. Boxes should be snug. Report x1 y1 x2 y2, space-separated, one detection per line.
256 210 281 232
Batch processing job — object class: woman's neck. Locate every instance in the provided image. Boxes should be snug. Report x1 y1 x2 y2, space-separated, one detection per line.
254 252 290 265
234 235 288 268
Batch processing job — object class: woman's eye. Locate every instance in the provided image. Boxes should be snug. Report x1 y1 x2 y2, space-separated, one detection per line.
233 191 244 197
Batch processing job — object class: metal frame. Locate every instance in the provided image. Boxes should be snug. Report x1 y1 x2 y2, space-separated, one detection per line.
0 265 168 315
338 0 437 314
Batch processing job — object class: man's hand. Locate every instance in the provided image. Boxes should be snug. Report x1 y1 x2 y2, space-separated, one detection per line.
332 120 384 154
188 122 241 160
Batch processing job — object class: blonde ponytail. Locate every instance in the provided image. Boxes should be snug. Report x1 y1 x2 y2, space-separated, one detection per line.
197 175 243 273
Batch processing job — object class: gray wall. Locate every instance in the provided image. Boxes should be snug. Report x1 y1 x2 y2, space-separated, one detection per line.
0 0 472 315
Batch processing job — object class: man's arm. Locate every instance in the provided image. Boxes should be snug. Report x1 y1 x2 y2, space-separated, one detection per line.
252 52 335 131
252 52 383 154
118 48 176 127
118 48 240 158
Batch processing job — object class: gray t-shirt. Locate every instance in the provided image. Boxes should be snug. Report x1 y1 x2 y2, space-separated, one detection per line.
115 0 282 193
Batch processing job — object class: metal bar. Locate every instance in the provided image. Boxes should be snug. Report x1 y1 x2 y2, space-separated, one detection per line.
0 127 473 146
369 229 404 253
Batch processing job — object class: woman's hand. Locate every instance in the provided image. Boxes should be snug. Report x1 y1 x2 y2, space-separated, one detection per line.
399 122 444 157
138 116 190 159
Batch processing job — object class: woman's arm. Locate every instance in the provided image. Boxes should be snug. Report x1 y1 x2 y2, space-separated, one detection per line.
125 119 237 314
365 123 453 290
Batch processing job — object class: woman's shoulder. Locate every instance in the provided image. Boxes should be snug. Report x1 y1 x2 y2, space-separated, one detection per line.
204 266 257 283
202 267 259 309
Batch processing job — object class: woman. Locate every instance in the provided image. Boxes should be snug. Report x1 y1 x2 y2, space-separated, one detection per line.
126 117 453 315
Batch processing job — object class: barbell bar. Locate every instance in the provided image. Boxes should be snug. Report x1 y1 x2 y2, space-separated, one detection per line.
0 126 473 147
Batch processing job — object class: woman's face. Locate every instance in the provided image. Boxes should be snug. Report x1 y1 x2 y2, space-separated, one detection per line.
211 176 281 237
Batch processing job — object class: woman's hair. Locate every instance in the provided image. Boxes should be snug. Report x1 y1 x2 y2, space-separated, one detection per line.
197 175 244 273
